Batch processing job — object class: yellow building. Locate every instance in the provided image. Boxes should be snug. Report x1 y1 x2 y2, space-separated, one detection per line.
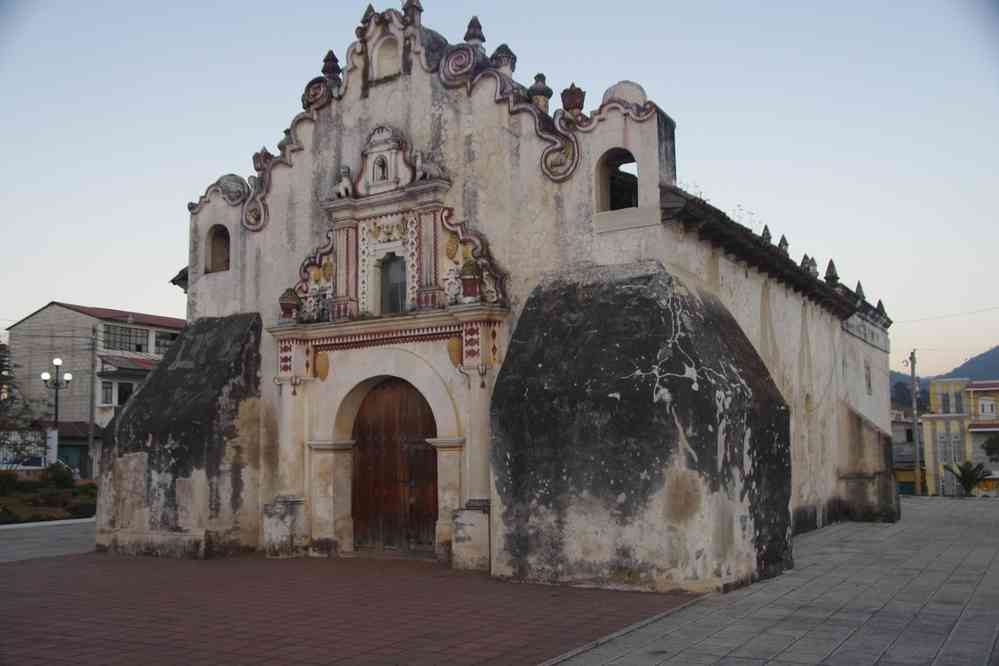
921 379 999 495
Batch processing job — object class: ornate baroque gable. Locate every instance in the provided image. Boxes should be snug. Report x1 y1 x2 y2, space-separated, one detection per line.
187 4 665 232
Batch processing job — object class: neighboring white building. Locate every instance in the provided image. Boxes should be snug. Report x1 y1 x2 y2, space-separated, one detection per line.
5 302 186 477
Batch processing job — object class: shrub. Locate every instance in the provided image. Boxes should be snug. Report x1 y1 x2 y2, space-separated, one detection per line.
67 502 96 518
38 487 71 507
15 479 45 493
73 483 98 499
0 471 17 495
44 463 75 489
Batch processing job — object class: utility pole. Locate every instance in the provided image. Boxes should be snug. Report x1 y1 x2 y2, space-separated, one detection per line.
910 349 922 496
87 325 97 479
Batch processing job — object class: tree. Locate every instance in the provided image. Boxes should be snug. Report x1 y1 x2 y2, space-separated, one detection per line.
0 350 45 471
944 461 990 497
982 434 999 464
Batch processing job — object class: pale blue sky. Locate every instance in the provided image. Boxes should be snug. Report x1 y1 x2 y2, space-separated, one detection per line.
1 1 997 375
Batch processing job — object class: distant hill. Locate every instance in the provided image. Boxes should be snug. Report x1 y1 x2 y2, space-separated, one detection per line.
937 346 999 381
889 346 999 410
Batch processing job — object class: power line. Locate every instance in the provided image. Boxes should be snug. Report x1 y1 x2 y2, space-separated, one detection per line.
893 305 999 325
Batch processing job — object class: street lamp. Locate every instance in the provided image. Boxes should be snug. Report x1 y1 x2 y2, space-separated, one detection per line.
41 357 73 433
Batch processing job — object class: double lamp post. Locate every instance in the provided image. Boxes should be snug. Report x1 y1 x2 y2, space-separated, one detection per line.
41 357 73 439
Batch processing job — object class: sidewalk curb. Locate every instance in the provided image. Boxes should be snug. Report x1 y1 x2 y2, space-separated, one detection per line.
538 593 707 665
0 517 96 531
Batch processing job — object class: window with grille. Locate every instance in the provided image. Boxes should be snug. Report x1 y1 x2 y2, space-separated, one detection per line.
104 325 148 353
101 381 113 405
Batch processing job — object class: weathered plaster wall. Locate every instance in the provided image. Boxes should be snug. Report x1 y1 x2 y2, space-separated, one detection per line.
96 314 263 557
491 262 791 592
591 219 894 533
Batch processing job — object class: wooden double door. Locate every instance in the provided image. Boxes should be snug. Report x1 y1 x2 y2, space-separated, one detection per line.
352 379 438 554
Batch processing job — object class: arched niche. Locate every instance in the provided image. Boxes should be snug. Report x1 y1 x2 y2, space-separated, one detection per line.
372 35 401 79
205 224 230 273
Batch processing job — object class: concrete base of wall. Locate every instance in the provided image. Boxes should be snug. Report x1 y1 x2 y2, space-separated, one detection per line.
262 495 309 558
453 507 490 571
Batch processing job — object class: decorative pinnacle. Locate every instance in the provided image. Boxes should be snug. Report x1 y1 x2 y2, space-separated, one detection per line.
561 82 586 114
855 281 866 301
464 16 485 45
761 225 772 244
361 4 376 24
402 0 423 15
800 253 811 269
825 259 839 284
876 299 887 315
529 73 554 99
490 43 517 73
322 50 342 82
778 235 789 255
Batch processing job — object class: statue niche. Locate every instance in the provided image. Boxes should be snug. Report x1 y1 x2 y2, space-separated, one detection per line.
354 126 415 197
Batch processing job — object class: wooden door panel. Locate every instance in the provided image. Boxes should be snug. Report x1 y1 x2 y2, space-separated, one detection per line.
352 379 438 553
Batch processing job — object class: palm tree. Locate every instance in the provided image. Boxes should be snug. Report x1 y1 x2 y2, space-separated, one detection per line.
944 461 990 497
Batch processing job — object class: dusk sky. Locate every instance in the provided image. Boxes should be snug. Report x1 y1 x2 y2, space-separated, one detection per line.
1 1 996 376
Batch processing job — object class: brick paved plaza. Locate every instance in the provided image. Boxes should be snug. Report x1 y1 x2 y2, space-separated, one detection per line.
3 497 998 665
562 497 999 665
0 542 694 665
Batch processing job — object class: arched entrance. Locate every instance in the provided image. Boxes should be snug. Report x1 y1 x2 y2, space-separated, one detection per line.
351 378 438 554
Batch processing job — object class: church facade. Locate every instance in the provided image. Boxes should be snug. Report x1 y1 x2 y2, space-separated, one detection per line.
97 2 896 592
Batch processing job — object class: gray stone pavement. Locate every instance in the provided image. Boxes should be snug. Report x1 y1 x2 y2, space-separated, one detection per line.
557 497 999 666
0 518 95 563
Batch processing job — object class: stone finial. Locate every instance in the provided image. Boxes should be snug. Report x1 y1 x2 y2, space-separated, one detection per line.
529 73 554 114
402 0 423 21
464 16 485 46
876 299 887 316
253 147 275 174
778 235 789 255
561 83 586 116
490 44 517 75
761 225 772 244
825 259 839 285
800 254 810 270
322 50 342 84
809 259 819 278
855 281 866 301
361 4 376 24
279 288 302 320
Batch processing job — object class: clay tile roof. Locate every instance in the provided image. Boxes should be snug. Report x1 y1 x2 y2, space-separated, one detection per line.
99 355 160 371
52 302 187 330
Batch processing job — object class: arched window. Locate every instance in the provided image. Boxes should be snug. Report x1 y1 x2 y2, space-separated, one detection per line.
374 156 389 181
206 225 230 273
596 148 638 212
373 36 401 79
380 253 406 315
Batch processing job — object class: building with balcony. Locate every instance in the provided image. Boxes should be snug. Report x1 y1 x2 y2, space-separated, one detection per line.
5 302 186 478
921 378 999 495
